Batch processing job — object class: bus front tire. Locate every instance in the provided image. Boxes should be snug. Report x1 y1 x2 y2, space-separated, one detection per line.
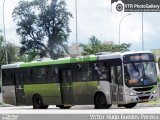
33 95 48 109
124 103 137 108
94 93 111 109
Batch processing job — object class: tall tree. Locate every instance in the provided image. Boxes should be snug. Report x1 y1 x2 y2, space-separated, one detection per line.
81 36 131 55
13 0 72 59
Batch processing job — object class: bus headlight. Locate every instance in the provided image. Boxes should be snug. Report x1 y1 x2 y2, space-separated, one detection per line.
153 87 158 94
129 90 136 96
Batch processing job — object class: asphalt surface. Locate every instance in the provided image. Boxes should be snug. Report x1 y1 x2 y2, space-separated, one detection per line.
0 103 160 114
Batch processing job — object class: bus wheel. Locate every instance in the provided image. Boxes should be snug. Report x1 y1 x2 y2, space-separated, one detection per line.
95 93 111 109
33 95 44 109
124 103 137 108
58 105 71 109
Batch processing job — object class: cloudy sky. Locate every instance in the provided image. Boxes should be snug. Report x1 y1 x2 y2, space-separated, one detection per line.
0 0 160 51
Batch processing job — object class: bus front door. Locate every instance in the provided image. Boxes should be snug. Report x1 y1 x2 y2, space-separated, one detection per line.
60 69 73 105
15 73 24 105
110 66 124 105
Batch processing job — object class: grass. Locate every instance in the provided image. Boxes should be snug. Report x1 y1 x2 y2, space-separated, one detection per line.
146 99 160 104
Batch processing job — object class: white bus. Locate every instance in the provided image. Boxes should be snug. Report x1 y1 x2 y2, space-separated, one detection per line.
1 51 159 109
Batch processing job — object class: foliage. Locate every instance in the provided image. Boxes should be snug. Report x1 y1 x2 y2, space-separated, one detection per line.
18 51 39 62
158 58 160 68
81 36 131 55
19 50 49 62
12 0 72 59
0 30 21 64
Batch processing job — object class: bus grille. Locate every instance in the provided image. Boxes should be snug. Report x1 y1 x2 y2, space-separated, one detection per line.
133 86 153 92
137 92 151 95
139 96 150 100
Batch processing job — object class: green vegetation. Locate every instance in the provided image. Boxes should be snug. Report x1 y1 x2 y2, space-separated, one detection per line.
158 58 160 69
147 99 160 104
0 30 20 64
12 0 72 59
80 36 131 55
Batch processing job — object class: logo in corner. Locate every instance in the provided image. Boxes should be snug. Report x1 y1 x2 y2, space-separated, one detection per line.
111 0 124 12
116 3 123 12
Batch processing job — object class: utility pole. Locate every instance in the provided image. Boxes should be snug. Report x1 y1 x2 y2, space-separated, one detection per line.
142 12 144 51
3 0 8 64
75 0 78 55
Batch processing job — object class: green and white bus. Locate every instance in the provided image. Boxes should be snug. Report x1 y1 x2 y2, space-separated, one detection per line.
1 51 159 109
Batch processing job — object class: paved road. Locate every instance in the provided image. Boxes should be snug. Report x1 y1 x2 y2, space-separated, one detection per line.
0 93 160 114
0 104 160 114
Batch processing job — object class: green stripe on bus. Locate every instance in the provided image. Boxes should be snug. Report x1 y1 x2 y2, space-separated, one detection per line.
24 83 61 97
19 56 97 68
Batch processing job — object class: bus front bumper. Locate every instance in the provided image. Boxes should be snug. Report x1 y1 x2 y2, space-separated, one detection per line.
125 92 159 104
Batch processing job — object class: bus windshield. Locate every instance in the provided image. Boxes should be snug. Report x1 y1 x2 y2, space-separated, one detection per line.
124 62 157 87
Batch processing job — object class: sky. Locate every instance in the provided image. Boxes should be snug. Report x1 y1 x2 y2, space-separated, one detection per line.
0 0 160 51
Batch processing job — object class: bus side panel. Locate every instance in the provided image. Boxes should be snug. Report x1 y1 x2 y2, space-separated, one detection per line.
86 81 99 104
24 83 62 105
72 81 98 105
99 81 112 104
2 86 16 105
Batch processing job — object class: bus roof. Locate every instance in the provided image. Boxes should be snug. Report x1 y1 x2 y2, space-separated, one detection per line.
98 51 152 60
1 55 97 69
1 63 21 69
1 51 153 69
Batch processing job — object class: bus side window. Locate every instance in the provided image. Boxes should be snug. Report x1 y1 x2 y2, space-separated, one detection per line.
77 63 92 81
32 67 46 84
24 68 32 84
94 62 108 81
47 66 58 83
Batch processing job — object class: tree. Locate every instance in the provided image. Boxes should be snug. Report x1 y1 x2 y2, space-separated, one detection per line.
0 30 4 64
13 0 72 59
81 36 131 55
88 36 102 46
80 36 102 55
6 43 21 63
0 29 21 64
158 58 160 69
